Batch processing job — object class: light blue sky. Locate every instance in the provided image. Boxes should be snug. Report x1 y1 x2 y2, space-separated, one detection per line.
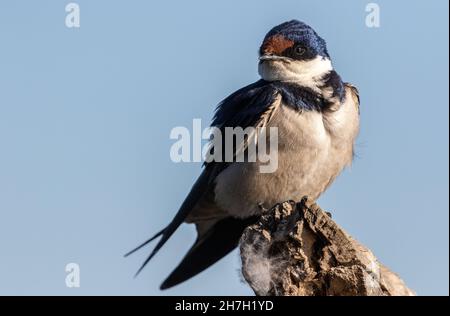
0 1 448 295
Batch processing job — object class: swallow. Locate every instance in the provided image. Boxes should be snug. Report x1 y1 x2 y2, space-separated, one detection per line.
126 20 360 290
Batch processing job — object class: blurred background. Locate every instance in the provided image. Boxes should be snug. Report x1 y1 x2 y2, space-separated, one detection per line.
0 0 448 295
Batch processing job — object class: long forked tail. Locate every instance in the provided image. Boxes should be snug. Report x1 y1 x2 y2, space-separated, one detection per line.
125 167 215 277
160 216 258 290
124 228 165 258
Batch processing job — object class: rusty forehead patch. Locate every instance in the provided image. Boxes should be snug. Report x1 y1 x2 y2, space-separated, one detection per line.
261 35 295 55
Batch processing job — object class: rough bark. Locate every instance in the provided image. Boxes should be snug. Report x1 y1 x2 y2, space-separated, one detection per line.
239 197 414 296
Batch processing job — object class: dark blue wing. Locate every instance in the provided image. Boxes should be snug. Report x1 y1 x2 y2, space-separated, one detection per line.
212 79 277 132
207 79 279 168
127 79 279 277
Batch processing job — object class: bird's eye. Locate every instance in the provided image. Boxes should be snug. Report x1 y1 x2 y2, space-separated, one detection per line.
294 45 306 56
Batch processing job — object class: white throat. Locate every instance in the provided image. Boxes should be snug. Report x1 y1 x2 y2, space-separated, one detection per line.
258 56 333 92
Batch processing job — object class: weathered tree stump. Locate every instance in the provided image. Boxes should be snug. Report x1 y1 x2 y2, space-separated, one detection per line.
239 197 414 296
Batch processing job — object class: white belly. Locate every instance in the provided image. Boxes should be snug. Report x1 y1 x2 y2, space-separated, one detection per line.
214 88 359 218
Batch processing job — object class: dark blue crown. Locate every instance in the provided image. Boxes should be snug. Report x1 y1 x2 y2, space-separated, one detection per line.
263 20 329 58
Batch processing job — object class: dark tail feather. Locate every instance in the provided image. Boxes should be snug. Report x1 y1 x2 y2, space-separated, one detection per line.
134 234 169 277
127 168 215 277
160 216 258 290
124 228 165 258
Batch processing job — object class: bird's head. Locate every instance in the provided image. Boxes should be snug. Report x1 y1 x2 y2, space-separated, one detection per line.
258 20 333 88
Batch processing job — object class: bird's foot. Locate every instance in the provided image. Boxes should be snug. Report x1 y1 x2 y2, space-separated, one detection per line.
258 202 269 213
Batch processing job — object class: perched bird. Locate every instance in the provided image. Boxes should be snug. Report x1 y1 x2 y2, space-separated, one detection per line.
126 20 360 289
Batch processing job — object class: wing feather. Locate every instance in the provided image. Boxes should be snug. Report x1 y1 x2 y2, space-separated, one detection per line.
128 79 282 279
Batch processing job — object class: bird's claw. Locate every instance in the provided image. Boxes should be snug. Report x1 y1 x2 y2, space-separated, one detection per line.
258 202 268 212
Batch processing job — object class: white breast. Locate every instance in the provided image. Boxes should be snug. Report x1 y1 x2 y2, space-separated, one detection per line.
214 86 360 218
